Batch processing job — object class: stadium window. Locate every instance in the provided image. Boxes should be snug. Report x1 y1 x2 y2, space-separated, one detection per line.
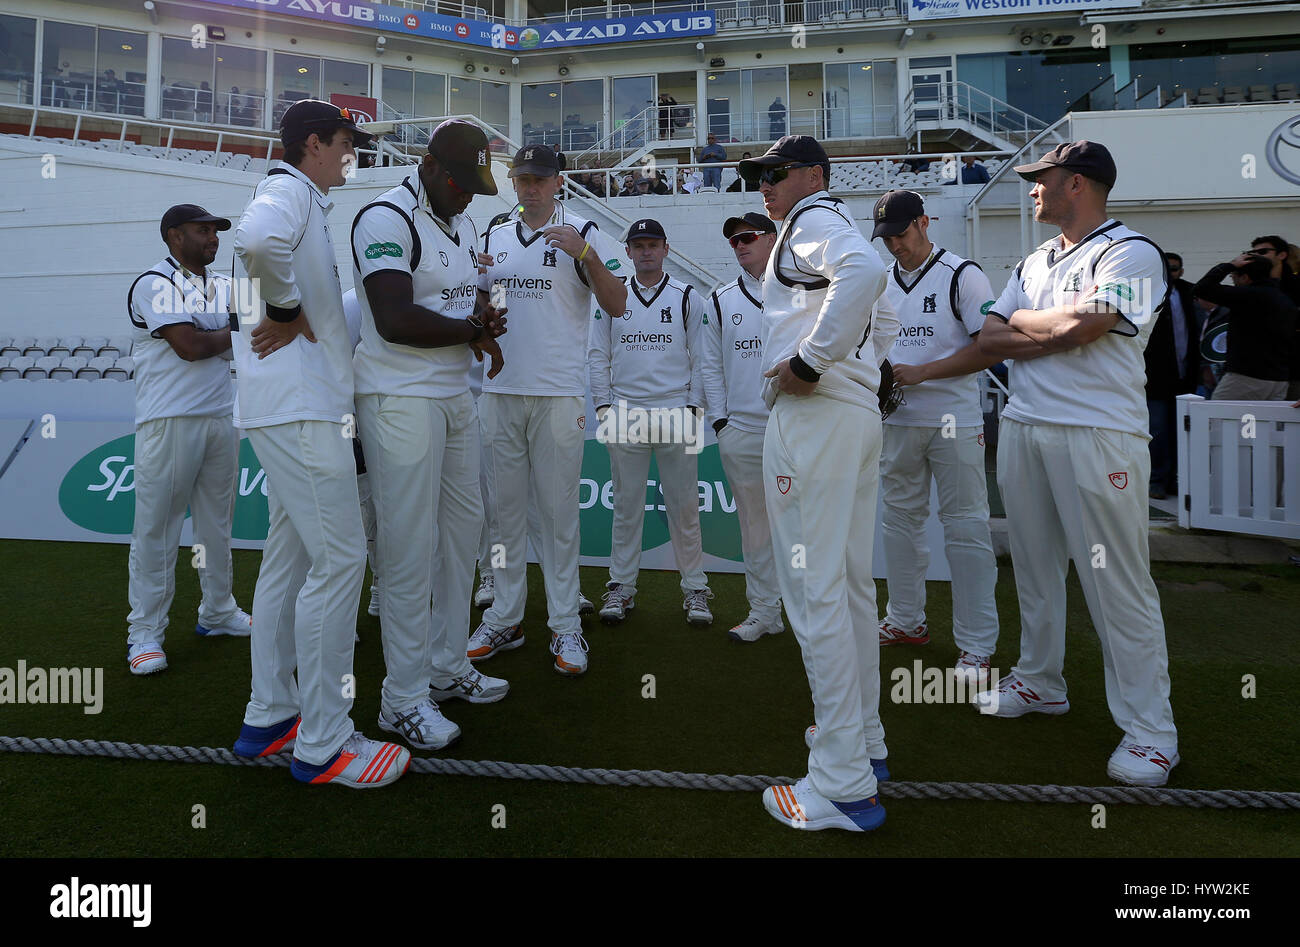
40 20 94 110
0 13 37 106
161 36 214 122
381 65 414 115
273 52 321 126
215 45 267 128
824 60 896 139
95 29 146 115
413 70 446 119
322 57 369 101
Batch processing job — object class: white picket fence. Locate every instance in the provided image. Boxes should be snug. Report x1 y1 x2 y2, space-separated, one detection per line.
1176 394 1300 539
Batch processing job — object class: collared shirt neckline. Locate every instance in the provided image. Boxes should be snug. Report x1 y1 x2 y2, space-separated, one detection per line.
272 160 332 211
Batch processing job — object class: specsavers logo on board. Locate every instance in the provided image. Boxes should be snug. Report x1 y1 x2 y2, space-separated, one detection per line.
58 435 270 540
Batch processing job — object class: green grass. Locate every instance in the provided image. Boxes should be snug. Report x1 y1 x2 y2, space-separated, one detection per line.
0 539 1297 857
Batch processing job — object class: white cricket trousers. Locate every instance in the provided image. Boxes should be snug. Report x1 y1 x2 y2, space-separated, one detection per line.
715 425 781 621
480 393 585 635
605 406 708 596
244 421 365 767
476 430 542 581
880 424 999 656
127 414 239 646
997 419 1177 747
764 394 885 802
357 392 481 708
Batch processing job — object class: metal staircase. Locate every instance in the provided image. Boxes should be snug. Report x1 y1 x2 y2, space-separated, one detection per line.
567 103 697 171
904 81 1048 153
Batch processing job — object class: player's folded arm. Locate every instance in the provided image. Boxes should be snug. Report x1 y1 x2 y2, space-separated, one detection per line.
157 322 230 362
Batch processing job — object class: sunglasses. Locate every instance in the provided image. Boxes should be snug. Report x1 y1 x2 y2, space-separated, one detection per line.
729 231 766 248
756 161 818 185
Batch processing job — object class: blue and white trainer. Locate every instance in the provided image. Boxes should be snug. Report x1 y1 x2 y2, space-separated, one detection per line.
762 777 887 832
233 715 300 757
290 731 410 788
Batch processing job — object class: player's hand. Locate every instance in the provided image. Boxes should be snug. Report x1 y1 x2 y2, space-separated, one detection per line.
764 358 818 396
1230 253 1255 269
471 335 505 379
476 304 508 338
542 224 586 259
251 309 316 358
890 362 928 387
476 251 494 274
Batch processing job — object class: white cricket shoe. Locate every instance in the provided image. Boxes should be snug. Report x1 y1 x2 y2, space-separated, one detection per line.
727 614 784 642
954 650 993 687
378 698 461 751
127 641 167 675
684 588 714 626
195 607 252 637
973 671 1070 718
367 581 382 618
290 731 410 788
473 574 495 609
1107 742 1180 787
551 631 589 676
599 582 635 624
430 667 509 704
467 621 524 661
578 591 594 616
762 777 886 832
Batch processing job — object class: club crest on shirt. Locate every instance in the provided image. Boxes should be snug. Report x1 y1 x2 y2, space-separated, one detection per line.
577 415 585 430
621 309 632 320
660 307 672 323
922 293 937 314
1064 270 1084 293
496 251 509 263
439 250 450 267
977 433 985 446
1109 471 1128 490
542 249 558 267
776 475 791 495
731 312 743 325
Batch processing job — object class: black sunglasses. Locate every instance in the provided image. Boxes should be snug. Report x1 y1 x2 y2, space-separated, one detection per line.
729 231 766 248
757 161 818 185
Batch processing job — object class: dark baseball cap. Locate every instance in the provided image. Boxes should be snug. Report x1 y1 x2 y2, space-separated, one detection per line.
722 212 777 238
1013 140 1117 189
737 135 831 185
626 218 667 242
160 203 230 242
871 190 925 240
279 99 372 148
508 143 560 178
427 119 498 196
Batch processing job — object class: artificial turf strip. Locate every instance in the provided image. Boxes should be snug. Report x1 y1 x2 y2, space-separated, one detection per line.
0 539 1297 858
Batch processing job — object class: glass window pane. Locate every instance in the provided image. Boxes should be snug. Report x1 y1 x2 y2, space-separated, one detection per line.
560 79 602 151
273 53 319 126
412 71 444 118
161 37 213 122
872 61 897 136
744 66 786 141
612 75 654 148
322 58 368 100
0 14 37 105
480 78 508 141
215 45 266 128
523 82 562 147
382 65 413 116
448 76 476 118
96 28 146 115
704 69 739 141
41 21 94 110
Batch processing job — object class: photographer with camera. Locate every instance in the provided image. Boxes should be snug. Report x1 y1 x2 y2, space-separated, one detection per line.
1193 251 1296 401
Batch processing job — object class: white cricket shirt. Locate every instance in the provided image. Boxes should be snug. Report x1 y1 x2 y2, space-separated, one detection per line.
477 201 624 397
351 174 482 400
884 247 994 428
700 269 769 435
127 256 234 426
990 219 1166 438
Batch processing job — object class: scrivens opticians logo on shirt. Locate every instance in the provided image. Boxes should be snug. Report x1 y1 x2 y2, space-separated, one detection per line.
734 336 761 358
440 283 477 301
493 275 553 300
621 330 672 350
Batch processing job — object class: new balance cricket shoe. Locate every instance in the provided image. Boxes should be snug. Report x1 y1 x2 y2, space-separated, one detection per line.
803 726 891 781
1107 742 1180 787
578 591 594 616
467 621 524 661
551 631 589 676
473 574 495 609
599 582 635 624
762 778 886 832
195 607 253 637
367 582 382 618
684 588 714 626
233 715 300 757
973 671 1070 718
378 698 461 750
290 731 410 788
127 641 167 676
879 619 929 646
954 650 993 685
430 668 509 704
727 614 784 642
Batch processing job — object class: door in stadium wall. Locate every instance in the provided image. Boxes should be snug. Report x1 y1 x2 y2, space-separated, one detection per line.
909 56 954 125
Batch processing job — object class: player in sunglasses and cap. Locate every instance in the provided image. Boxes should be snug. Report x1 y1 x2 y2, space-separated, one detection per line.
737 136 897 832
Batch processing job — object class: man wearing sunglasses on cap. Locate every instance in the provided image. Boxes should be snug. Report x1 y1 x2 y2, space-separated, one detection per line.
698 213 785 643
349 119 509 752
737 135 895 833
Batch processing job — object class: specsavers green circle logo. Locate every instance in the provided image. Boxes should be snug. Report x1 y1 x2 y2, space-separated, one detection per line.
519 27 540 49
58 434 270 539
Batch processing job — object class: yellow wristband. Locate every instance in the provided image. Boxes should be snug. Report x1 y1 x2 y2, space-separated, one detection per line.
578 241 590 262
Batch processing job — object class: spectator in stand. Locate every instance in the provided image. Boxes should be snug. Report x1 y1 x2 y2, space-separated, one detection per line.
1144 252 1203 498
98 69 123 112
1194 254 1296 401
658 92 677 139
700 133 727 189
197 81 213 122
618 174 637 197
727 153 758 192
1248 235 1300 399
902 146 931 173
650 172 671 195
767 97 786 137
680 167 704 194
945 155 990 185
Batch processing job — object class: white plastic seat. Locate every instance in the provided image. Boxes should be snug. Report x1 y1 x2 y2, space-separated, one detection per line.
49 336 76 358
21 339 43 357
103 358 130 381
104 336 134 358
0 342 22 359
86 355 116 377
115 356 135 378
0 356 25 380
5 355 34 379
51 355 84 380
28 355 59 379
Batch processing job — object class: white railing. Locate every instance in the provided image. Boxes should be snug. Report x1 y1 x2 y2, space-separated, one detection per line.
160 87 267 129
905 80 1048 148
520 0 899 26
705 105 899 142
38 77 147 117
1176 395 1300 540
568 102 696 167
521 120 606 152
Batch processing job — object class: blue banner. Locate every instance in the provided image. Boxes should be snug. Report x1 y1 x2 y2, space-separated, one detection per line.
193 1 715 50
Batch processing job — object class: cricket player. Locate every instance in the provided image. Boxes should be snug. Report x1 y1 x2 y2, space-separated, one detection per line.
468 144 626 677
976 140 1179 787
352 120 509 746
871 189 1001 674
229 100 409 788
589 218 713 634
124 204 250 675
738 136 892 831
342 287 380 621
699 212 785 642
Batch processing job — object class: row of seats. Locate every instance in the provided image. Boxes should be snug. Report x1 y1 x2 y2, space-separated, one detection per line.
829 157 1006 189
0 336 133 360
1182 83 1298 105
24 135 261 171
0 355 135 381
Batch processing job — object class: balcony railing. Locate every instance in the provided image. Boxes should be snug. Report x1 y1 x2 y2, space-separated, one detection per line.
520 0 900 27
904 80 1048 147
